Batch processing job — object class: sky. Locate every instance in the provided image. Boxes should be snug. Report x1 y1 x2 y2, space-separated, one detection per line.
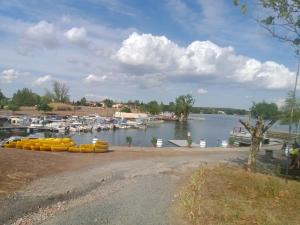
0 0 298 109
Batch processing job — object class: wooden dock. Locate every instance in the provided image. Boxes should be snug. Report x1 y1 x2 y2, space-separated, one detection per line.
168 140 199 147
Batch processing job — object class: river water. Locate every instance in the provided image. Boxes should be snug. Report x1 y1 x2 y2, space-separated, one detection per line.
69 114 255 147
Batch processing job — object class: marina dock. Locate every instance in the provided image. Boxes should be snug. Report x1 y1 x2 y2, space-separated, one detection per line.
168 139 199 147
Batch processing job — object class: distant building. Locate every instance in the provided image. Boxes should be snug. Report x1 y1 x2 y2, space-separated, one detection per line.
217 110 226 115
112 103 124 109
114 112 148 119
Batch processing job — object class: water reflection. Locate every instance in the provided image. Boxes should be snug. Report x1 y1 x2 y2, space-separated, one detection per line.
174 122 189 139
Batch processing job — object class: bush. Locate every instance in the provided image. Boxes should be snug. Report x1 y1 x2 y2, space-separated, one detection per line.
126 136 132 146
151 137 157 147
0 130 9 140
121 107 132 113
228 137 235 145
187 136 192 147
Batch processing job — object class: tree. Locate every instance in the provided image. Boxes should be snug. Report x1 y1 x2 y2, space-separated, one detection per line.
7 101 20 113
175 94 195 122
80 97 87 106
239 101 279 171
46 81 70 103
235 0 300 171
146 101 161 115
103 99 114 108
37 102 53 113
280 91 300 133
0 89 7 109
12 88 40 106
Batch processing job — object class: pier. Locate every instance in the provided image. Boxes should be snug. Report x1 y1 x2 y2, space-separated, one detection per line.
168 139 199 147
0 126 58 133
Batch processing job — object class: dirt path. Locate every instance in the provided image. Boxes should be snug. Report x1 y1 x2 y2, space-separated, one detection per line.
0 147 248 225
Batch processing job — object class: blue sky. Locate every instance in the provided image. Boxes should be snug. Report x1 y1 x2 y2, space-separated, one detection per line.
0 0 298 109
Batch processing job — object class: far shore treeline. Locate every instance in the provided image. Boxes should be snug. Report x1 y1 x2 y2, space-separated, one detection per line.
0 81 248 117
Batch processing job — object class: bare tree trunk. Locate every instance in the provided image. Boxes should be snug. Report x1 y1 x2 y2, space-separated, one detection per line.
246 119 263 172
247 135 260 172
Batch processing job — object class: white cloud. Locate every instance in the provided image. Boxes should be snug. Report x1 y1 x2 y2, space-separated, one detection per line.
64 27 89 46
23 20 59 49
84 74 107 83
33 75 52 85
116 32 182 71
197 88 208 95
116 32 295 89
1 69 19 83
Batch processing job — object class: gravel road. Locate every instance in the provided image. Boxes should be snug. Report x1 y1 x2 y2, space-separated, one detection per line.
1 149 248 225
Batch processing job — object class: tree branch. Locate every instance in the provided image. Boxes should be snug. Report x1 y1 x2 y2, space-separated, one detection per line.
263 120 276 133
239 119 253 133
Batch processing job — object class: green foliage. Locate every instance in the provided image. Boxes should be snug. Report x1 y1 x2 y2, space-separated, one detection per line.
37 102 53 113
235 0 300 53
146 101 161 115
103 98 114 107
228 137 235 145
250 101 279 121
151 137 157 147
0 89 7 109
175 94 195 121
126 136 132 145
187 136 192 147
0 130 9 140
0 89 5 100
121 107 131 113
139 101 161 114
12 88 40 106
7 101 20 112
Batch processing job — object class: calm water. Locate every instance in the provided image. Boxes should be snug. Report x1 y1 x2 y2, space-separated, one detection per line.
69 114 253 147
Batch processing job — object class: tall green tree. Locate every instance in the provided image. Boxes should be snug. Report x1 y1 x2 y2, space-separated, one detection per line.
12 88 40 106
0 89 7 109
175 94 195 122
146 101 161 115
239 101 279 171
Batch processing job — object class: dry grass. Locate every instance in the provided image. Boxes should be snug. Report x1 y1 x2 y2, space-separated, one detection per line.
179 165 300 225
49 102 73 111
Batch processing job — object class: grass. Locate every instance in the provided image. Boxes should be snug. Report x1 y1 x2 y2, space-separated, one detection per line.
179 165 300 225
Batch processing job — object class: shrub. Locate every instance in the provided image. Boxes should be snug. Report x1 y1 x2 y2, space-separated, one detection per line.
126 136 132 146
228 136 235 146
187 136 192 147
151 137 157 147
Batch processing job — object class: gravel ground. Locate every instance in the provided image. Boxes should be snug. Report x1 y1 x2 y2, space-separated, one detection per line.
1 148 249 225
